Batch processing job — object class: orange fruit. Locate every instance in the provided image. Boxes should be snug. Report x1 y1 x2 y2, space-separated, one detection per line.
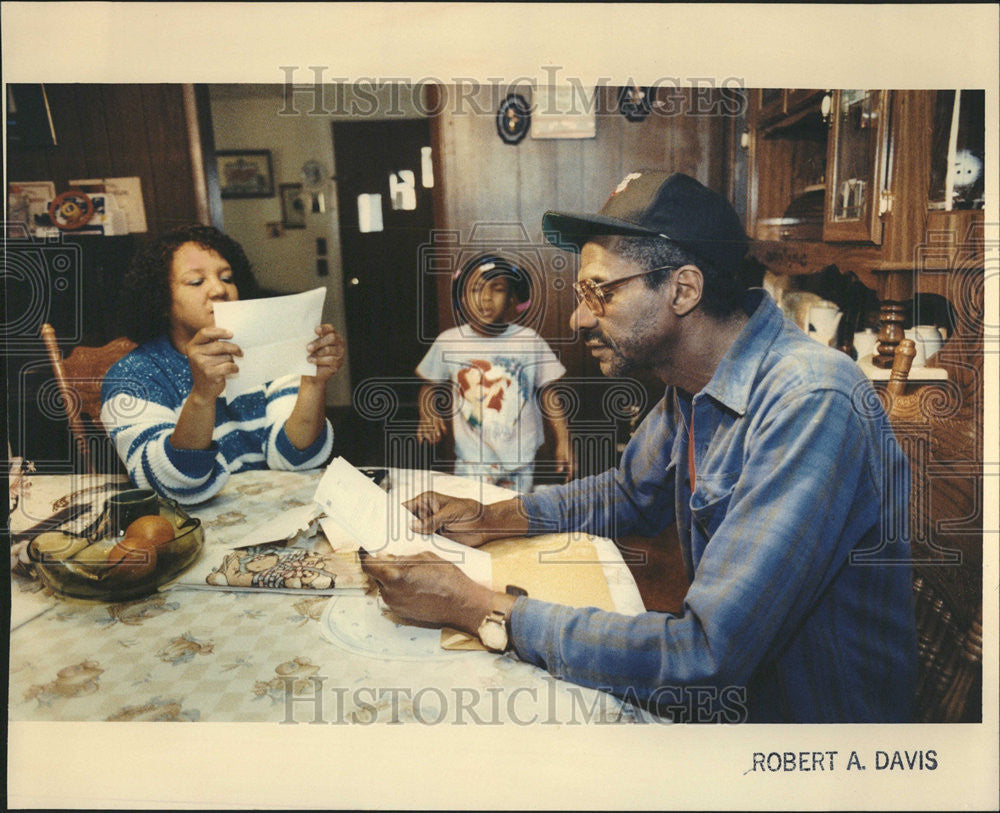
124 515 175 550
107 536 158 581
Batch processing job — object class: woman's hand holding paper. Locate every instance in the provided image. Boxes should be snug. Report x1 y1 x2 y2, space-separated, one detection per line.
303 324 345 385
185 327 242 402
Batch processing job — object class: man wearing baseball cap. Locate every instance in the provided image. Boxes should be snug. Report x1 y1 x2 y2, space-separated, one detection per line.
363 172 917 723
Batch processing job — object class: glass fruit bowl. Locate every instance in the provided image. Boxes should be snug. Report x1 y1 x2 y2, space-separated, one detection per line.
27 497 204 601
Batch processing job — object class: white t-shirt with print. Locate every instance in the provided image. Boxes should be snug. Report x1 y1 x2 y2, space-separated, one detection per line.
416 324 566 471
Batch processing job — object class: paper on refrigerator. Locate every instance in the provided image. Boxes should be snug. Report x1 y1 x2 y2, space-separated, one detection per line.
213 287 326 400
314 457 492 588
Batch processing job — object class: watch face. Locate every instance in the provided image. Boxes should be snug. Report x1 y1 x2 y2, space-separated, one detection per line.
478 617 508 651
496 94 530 144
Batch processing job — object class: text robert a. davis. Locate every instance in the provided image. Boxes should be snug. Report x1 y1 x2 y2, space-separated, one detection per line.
749 749 938 773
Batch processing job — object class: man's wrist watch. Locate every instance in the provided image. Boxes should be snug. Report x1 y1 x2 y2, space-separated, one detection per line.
476 585 527 653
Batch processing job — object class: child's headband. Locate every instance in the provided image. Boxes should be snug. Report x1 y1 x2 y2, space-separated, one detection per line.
453 254 533 308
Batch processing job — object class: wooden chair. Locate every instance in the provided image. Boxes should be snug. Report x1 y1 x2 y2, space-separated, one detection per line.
885 339 983 722
40 323 136 474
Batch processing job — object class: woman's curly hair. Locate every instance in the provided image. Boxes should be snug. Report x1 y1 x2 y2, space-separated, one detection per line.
119 225 259 344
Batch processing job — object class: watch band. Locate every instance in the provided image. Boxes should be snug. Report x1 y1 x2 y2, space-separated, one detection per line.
476 586 528 653
503 585 527 640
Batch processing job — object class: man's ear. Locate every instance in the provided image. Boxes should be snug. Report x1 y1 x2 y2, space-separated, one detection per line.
671 265 703 316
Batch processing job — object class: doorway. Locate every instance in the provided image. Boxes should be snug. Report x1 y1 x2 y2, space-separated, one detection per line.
332 118 437 407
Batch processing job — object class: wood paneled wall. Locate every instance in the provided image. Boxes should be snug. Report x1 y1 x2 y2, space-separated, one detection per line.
6 84 206 466
430 84 730 396
8 84 202 237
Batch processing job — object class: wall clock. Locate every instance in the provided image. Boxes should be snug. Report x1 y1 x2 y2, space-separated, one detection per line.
496 94 531 144
619 86 653 122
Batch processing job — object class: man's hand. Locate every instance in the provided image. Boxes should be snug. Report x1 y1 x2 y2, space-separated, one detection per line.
184 326 242 402
403 492 528 548
359 550 497 635
303 324 346 385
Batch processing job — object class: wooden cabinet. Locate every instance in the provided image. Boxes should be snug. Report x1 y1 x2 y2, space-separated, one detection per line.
748 89 892 249
741 90 985 722
785 89 825 112
746 88 985 265
754 88 824 127
824 89 891 244
743 89 984 361
747 92 829 243
755 88 786 125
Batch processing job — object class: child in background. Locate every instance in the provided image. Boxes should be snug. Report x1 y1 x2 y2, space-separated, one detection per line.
416 255 573 493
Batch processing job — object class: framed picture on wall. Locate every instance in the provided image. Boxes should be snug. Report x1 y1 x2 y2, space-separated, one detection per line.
216 150 274 198
279 183 306 228
530 86 596 139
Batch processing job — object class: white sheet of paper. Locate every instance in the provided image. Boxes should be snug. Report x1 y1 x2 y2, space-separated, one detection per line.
213 287 326 400
313 457 492 588
319 516 363 552
233 502 323 549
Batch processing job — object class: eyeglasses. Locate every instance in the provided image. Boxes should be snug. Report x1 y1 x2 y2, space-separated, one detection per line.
572 265 676 317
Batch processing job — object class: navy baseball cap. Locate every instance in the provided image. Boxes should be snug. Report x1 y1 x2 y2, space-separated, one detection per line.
542 171 748 273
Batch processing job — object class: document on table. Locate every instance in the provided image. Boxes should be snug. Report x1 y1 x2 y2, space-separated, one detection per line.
232 503 324 549
314 457 492 588
213 287 326 400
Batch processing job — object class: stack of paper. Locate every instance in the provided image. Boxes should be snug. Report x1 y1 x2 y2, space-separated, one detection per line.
177 458 492 595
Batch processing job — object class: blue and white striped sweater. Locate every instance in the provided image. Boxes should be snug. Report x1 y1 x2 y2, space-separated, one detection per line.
100 335 332 505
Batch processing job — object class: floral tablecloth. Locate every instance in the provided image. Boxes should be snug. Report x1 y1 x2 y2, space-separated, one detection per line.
8 469 648 725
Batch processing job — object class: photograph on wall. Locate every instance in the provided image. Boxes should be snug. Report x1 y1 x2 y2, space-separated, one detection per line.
279 182 306 228
216 149 274 198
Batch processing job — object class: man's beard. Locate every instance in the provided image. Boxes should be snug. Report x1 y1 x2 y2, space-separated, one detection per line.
583 327 642 377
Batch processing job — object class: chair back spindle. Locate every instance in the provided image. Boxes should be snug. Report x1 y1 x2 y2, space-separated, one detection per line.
39 323 136 473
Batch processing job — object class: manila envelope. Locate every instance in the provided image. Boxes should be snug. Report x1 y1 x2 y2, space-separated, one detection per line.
441 532 618 650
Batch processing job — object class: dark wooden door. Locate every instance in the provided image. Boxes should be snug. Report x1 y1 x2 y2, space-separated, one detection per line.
332 118 437 403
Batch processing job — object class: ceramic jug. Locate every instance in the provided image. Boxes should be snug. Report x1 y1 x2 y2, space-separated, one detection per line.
904 326 944 367
807 302 843 347
853 328 878 360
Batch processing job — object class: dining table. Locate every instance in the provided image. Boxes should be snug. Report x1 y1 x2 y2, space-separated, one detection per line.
8 466 652 726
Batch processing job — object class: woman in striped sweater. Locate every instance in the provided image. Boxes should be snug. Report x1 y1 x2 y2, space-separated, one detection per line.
101 225 344 505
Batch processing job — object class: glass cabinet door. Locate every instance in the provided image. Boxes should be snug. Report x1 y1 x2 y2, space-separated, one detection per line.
928 89 985 212
757 88 785 124
823 89 890 243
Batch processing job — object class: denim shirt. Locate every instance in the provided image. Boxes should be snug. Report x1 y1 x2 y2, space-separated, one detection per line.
516 290 917 722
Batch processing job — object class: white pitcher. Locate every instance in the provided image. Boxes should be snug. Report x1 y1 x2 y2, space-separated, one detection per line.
807 302 843 347
904 326 944 367
853 328 878 360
